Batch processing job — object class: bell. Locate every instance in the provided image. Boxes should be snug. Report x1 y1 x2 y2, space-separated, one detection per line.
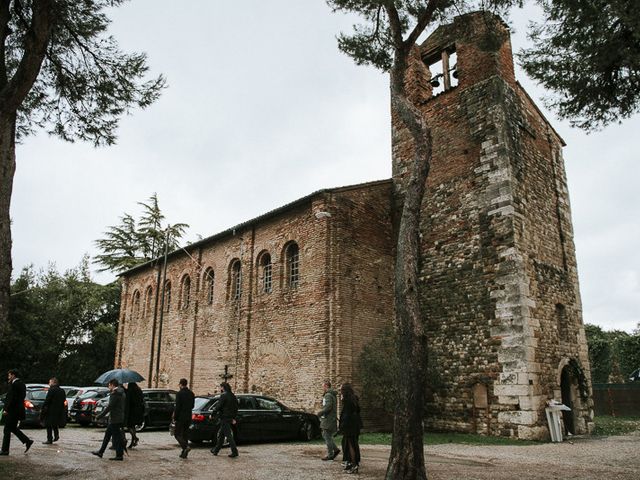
430 78 440 88
452 69 458 79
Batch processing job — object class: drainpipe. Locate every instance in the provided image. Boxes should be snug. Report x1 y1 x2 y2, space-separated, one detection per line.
154 227 171 387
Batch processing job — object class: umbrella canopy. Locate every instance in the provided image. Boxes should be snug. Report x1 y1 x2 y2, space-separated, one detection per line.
95 368 145 386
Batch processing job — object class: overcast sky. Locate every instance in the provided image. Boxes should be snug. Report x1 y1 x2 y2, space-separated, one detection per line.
10 1 639 333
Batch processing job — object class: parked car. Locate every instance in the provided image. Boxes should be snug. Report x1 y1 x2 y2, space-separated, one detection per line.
62 386 91 420
69 388 109 426
93 388 177 431
188 394 320 444
21 387 68 427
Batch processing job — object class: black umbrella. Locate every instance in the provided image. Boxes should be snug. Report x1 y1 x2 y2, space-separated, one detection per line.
95 368 145 386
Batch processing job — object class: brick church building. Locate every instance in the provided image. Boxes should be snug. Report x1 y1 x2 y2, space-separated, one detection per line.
116 12 594 439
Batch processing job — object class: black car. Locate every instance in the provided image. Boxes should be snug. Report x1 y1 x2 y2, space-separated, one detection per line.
189 394 320 444
69 388 109 426
93 388 176 431
21 387 68 427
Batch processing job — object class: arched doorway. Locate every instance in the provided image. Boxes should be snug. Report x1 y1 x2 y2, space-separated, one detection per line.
560 365 576 435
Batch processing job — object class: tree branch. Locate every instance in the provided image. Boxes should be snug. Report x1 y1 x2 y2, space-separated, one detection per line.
384 2 404 50
404 0 441 51
0 0 10 89
0 0 54 113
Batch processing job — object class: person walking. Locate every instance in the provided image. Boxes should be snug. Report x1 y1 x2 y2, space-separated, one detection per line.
173 378 195 459
0 369 33 455
317 380 340 461
92 379 126 461
210 382 239 458
124 382 144 448
40 377 66 444
339 383 362 474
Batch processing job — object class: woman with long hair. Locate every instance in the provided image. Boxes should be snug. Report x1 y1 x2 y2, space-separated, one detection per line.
339 383 362 474
124 382 145 448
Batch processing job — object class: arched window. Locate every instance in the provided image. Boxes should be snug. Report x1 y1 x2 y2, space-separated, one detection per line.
285 242 300 289
163 281 172 312
229 259 242 301
203 268 215 305
144 286 153 317
180 275 191 310
131 290 141 319
258 252 272 294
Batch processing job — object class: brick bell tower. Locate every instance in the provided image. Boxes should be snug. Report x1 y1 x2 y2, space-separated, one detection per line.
392 11 594 439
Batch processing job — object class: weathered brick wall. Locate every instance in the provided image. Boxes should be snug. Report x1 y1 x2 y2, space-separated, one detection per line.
116 182 395 419
392 12 592 439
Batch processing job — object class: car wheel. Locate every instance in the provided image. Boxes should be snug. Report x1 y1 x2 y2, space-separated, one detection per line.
135 417 147 432
300 420 315 441
79 421 90 427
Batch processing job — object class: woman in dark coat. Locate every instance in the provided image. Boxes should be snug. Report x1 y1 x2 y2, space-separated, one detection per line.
41 377 66 444
124 382 145 448
339 383 362 474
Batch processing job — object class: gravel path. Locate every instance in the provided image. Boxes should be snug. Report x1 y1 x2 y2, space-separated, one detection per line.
1 426 638 479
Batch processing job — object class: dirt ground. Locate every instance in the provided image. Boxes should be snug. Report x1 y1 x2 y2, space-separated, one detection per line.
1 426 639 479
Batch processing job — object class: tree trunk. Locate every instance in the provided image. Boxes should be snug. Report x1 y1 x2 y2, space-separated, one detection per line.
0 112 17 334
385 64 432 480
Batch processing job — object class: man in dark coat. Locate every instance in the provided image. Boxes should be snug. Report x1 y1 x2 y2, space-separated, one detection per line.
41 377 66 444
92 379 126 460
173 378 195 459
210 382 239 458
1 369 33 455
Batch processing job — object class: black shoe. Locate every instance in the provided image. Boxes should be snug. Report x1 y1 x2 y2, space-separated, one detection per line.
91 451 103 458
210 449 219 456
333 448 341 459
322 456 331 461
343 462 352 470
109 456 124 461
228 452 238 458
53 437 59 442
42 440 53 445
347 464 359 474
24 440 34 453
0 451 8 456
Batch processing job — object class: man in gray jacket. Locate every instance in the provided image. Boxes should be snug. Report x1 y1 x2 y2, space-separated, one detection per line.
92 379 126 460
317 380 339 461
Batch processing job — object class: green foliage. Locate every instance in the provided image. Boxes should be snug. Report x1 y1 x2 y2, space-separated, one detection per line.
585 323 640 383
358 326 401 412
357 326 442 413
94 193 189 274
519 0 640 131
3 0 166 145
0 257 120 389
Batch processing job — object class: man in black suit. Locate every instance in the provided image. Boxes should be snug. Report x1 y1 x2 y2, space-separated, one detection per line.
210 382 239 458
173 378 195 459
1 369 34 455
41 377 66 444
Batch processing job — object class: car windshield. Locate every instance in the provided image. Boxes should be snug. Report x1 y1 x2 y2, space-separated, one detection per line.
28 389 49 400
64 389 79 397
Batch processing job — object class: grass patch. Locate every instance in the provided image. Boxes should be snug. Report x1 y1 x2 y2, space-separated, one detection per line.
592 415 640 436
326 432 535 446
